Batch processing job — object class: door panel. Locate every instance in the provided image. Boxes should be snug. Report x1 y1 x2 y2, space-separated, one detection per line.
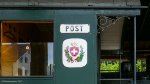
54 10 98 84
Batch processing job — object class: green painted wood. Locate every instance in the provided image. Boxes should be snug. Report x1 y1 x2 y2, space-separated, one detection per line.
0 8 141 84
96 10 140 16
54 10 98 84
0 0 141 7
0 9 140 21
0 10 54 20
0 78 54 84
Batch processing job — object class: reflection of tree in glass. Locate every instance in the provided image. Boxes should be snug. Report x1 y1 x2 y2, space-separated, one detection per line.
100 59 146 73
100 60 119 73
136 59 146 72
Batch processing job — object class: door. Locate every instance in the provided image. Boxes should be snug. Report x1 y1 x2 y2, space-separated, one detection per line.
54 10 98 84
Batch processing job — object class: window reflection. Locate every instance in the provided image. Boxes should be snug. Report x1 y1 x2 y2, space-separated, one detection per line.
0 21 53 77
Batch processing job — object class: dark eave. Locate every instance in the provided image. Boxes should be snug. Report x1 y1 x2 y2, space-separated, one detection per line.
0 0 147 9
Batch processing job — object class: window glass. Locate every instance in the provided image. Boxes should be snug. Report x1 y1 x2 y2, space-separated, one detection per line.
0 21 54 77
136 59 146 72
100 60 119 73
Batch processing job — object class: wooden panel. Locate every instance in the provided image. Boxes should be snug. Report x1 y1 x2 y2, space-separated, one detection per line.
93 0 114 6
1 45 18 76
1 22 18 76
0 0 141 6
127 0 141 6
114 0 126 6
30 43 47 75
1 23 18 43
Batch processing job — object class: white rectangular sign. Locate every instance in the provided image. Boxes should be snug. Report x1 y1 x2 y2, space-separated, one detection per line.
60 24 90 33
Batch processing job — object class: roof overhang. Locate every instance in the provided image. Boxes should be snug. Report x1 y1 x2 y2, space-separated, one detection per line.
0 0 147 9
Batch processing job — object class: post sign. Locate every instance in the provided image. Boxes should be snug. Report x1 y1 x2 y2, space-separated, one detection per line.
60 24 90 33
62 38 87 68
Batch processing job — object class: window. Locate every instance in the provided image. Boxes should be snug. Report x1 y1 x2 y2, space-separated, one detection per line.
0 21 54 77
25 70 28 76
25 57 28 63
18 69 22 76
